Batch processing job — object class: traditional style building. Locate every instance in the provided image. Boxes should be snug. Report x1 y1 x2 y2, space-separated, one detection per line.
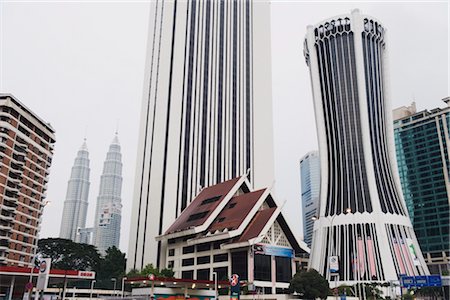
156 175 308 294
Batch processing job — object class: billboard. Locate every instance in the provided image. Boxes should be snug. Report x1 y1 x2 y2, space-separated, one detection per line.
329 256 339 275
253 244 294 258
36 258 51 291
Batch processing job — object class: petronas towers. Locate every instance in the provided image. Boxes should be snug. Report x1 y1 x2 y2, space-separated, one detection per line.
59 134 123 254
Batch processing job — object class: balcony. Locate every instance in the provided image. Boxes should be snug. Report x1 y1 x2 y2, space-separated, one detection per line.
15 137 28 148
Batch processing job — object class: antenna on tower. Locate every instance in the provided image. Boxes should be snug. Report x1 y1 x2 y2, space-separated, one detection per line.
115 119 120 135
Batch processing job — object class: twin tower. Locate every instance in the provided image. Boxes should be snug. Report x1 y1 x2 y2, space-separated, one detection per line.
128 0 427 286
59 134 123 255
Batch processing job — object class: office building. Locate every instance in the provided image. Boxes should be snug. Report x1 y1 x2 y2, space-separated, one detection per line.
157 175 308 294
128 0 274 270
0 94 55 266
93 134 123 255
300 151 320 248
393 98 450 275
304 9 429 285
59 140 90 242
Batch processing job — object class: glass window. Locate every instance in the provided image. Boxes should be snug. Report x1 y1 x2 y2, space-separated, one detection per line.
183 245 195 254
182 258 194 266
254 254 271 281
231 251 248 280
213 253 228 262
275 256 292 282
197 243 210 252
197 256 210 264
168 248 175 256
213 267 228 281
182 270 194 279
197 268 210 280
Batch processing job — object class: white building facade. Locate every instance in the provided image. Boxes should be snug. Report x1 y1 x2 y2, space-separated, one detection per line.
128 0 274 270
59 140 90 243
300 151 320 248
304 9 429 285
93 134 123 254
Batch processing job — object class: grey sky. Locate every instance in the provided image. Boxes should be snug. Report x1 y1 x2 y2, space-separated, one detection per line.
1 1 448 254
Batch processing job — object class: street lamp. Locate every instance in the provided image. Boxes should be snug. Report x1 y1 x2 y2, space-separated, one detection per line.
121 277 127 298
89 280 96 300
212 272 218 300
311 207 352 298
111 278 117 297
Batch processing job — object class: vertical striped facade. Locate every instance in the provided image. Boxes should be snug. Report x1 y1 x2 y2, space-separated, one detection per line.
304 9 429 285
128 0 274 271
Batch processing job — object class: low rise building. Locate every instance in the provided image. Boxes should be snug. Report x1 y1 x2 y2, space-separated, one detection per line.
156 176 309 295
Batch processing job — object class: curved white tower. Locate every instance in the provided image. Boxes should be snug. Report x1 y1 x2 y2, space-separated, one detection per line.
59 140 90 242
128 0 274 270
304 9 429 284
93 134 123 255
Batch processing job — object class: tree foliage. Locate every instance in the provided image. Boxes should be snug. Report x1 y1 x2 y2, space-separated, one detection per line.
289 269 330 300
127 263 174 278
38 238 100 271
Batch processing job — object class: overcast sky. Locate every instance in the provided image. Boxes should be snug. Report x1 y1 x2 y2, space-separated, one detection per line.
1 1 448 254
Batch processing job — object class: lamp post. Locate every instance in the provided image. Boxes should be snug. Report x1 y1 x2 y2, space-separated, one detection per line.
312 207 352 299
121 277 127 298
89 280 96 300
212 272 218 300
111 278 117 297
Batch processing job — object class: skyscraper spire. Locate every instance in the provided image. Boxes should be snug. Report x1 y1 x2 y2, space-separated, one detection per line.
59 140 91 242
93 133 123 254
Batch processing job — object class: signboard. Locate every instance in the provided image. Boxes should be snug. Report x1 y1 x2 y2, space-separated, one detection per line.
78 271 95 279
253 244 294 258
230 274 240 298
400 276 415 288
36 258 51 291
400 275 442 288
415 276 428 287
329 256 339 275
406 239 421 266
428 275 442 287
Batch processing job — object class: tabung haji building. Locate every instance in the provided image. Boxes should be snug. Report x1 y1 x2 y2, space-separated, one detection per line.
128 0 274 270
303 9 429 285
156 175 309 294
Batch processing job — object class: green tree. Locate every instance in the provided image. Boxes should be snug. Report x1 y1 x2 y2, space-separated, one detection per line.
38 238 100 271
95 246 127 289
140 263 160 276
159 268 174 278
289 269 330 300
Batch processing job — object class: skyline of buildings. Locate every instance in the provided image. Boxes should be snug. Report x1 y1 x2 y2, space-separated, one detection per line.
393 98 450 275
304 9 429 285
93 133 123 254
300 151 320 248
59 140 91 243
128 0 275 270
0 94 55 267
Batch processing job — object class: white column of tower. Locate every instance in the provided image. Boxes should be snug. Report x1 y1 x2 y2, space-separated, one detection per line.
59 140 90 242
93 134 123 255
128 0 274 270
304 9 429 285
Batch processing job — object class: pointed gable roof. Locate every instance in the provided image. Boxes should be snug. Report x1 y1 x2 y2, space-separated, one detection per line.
165 177 242 235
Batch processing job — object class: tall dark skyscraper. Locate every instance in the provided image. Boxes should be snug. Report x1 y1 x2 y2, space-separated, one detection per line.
394 98 450 275
304 9 429 285
128 0 274 270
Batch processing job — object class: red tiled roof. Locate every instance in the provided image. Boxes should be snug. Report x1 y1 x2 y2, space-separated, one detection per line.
208 189 266 232
165 177 241 234
236 207 277 242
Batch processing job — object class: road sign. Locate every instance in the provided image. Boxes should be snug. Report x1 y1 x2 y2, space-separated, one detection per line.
400 276 415 288
415 276 427 287
428 275 442 287
25 282 33 290
230 274 240 298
